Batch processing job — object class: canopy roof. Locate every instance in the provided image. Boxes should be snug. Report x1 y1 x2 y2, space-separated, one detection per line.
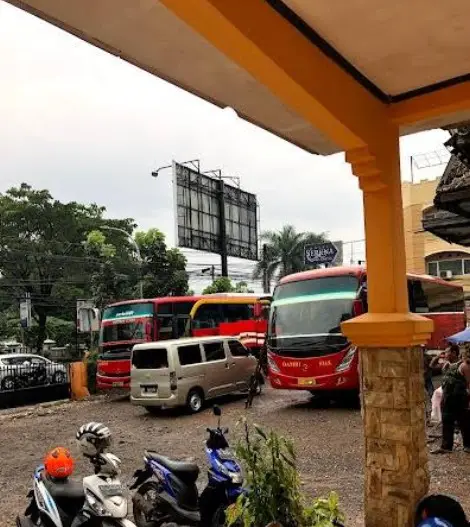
5 0 470 155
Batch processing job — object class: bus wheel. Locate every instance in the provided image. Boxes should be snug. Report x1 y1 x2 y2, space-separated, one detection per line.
186 389 204 413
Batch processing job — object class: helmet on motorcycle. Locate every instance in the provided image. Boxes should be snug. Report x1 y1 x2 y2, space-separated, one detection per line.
76 422 112 457
44 447 74 479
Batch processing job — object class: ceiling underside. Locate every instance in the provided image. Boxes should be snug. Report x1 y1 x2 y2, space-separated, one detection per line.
5 0 470 155
280 0 470 100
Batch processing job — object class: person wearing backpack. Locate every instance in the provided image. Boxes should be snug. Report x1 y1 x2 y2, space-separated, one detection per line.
431 347 470 454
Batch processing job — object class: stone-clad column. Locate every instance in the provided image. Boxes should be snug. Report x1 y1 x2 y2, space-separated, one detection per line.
361 347 429 526
343 134 433 526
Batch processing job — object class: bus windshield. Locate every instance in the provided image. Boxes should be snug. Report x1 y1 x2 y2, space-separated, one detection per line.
100 302 154 345
268 275 359 357
100 321 147 344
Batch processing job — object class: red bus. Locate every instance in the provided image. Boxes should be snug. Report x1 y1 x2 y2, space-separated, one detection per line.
267 266 465 395
97 294 268 389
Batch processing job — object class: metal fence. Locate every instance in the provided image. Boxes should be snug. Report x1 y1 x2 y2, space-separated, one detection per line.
0 362 70 409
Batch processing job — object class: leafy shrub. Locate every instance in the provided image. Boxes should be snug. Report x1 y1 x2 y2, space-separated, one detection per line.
85 350 99 394
226 422 343 527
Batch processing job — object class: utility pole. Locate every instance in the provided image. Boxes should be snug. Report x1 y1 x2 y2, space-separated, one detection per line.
201 265 216 282
262 244 269 293
217 179 228 277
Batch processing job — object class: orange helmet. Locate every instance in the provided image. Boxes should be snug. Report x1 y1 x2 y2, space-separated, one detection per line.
44 447 74 479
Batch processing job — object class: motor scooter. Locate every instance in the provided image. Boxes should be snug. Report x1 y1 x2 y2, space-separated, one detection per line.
131 405 244 526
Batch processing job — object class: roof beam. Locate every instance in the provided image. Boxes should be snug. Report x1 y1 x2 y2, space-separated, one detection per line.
390 82 470 127
160 0 390 153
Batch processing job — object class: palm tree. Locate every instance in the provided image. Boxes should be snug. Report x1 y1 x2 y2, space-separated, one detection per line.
253 225 327 289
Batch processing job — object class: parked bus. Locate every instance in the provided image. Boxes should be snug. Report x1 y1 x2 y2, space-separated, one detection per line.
267 266 465 395
188 296 269 352
97 294 268 389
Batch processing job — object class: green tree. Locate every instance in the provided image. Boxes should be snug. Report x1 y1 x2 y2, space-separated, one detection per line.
202 277 255 295
0 183 135 350
85 230 137 309
234 280 255 293
253 225 327 288
135 229 189 297
202 276 234 294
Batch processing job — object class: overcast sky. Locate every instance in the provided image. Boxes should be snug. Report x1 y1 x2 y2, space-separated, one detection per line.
0 2 450 290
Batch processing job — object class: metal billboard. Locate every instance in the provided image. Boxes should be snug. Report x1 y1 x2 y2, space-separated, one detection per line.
172 161 258 261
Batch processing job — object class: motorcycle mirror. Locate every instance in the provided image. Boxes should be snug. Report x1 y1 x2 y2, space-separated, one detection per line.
213 405 222 417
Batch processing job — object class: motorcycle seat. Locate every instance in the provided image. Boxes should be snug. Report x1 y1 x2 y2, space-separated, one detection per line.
44 476 85 501
145 451 199 482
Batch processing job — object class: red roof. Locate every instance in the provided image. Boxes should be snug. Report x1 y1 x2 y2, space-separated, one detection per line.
279 266 365 285
278 266 463 290
106 296 204 307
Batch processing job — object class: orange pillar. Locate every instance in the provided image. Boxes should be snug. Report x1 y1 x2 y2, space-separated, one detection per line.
69 361 90 400
342 128 433 526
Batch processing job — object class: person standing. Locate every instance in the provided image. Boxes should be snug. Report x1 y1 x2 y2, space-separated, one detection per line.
429 344 460 375
432 347 470 454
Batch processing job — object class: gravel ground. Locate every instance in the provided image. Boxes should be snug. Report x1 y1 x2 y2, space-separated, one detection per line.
1 387 470 526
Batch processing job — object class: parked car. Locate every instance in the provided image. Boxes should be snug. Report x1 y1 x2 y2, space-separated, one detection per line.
0 354 68 391
130 336 257 413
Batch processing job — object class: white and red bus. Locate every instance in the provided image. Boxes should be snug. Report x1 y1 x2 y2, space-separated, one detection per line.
267 266 465 395
98 294 268 390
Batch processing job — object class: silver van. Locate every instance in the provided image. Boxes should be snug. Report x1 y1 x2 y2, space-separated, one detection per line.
130 336 257 413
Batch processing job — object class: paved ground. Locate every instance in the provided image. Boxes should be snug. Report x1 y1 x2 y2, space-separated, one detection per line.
2 387 470 526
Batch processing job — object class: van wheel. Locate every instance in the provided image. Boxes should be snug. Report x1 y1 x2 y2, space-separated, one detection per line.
186 389 204 413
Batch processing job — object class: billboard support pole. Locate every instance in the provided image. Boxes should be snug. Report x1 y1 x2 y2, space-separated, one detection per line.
262 244 269 293
217 179 228 277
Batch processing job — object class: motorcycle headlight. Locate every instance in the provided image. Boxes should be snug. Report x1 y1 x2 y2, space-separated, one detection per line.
85 489 107 516
216 459 243 484
230 472 243 484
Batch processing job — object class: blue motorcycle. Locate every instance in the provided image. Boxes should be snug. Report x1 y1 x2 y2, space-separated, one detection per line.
130 406 244 527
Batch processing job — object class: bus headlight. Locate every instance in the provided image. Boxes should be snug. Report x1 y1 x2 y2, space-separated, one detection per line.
335 347 357 373
267 355 280 374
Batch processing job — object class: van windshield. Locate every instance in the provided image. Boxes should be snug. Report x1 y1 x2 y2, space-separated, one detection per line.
132 348 169 369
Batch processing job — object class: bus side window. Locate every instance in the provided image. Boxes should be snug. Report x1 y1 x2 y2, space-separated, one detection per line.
193 304 222 329
410 280 429 313
421 280 464 312
221 304 250 323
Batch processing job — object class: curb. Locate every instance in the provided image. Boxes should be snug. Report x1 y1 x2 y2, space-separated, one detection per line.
0 395 106 421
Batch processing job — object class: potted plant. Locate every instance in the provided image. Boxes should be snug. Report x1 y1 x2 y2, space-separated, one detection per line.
226 422 343 527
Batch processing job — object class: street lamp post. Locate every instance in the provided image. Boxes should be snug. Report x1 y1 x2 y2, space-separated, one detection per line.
102 226 144 299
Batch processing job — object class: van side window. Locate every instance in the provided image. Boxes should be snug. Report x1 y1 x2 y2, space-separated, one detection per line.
203 341 226 362
228 340 249 357
178 344 203 366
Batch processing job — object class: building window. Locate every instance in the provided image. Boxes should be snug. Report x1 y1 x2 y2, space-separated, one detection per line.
427 258 470 277
428 262 438 276
465 260 470 275
439 260 464 276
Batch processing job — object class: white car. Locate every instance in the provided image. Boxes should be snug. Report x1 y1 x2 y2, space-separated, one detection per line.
0 354 68 391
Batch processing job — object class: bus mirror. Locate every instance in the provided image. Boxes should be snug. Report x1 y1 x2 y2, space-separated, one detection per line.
352 299 364 317
258 295 273 303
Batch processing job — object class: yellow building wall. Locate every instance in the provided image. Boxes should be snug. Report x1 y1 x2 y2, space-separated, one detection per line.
402 178 470 295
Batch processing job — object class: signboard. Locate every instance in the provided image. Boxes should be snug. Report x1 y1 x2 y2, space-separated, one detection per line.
172 161 258 260
19 294 32 329
102 302 154 322
304 241 343 266
76 300 100 333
